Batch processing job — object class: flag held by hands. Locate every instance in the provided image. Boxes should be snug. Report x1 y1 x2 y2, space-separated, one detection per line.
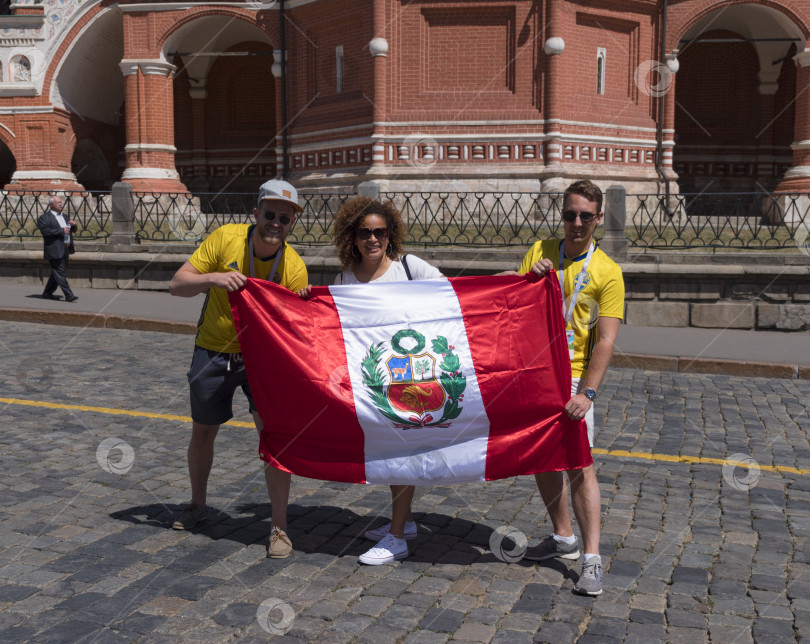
229 275 591 485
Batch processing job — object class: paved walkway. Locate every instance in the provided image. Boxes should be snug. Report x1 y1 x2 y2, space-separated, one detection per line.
0 319 809 642
1 284 808 379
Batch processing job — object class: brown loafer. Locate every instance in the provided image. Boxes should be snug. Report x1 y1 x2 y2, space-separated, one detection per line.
267 527 294 558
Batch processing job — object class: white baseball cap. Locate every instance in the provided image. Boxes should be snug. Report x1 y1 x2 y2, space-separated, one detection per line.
257 179 303 212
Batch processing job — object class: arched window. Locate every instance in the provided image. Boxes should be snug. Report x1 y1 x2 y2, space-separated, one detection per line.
596 48 606 95
11 56 31 82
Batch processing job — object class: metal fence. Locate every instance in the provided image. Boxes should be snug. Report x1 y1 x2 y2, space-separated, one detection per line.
382 192 565 246
126 191 568 246
130 191 354 244
1 188 809 252
0 191 112 241
628 192 810 250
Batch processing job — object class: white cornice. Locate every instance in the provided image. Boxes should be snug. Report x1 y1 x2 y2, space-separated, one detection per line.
0 84 38 97
287 123 373 140
286 120 666 141
119 0 321 12
382 119 661 134
561 134 657 147
286 133 659 152
0 15 46 28
783 165 810 179
11 170 77 180
120 60 175 76
378 120 545 127
125 144 178 153
121 168 181 180
289 137 374 153
372 133 546 142
0 105 53 114
557 119 661 134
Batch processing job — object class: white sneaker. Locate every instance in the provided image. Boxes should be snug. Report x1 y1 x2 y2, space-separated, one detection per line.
358 533 408 565
364 520 418 542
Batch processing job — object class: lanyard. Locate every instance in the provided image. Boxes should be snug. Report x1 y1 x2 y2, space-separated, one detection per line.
248 230 284 282
558 240 595 324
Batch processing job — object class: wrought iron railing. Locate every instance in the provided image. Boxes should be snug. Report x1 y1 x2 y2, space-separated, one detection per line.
628 192 810 250
0 191 112 241
382 192 566 246
127 191 569 246
1 188 808 252
126 191 569 246
130 191 353 244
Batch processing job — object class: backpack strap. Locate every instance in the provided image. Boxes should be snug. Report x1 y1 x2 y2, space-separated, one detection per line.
401 254 413 280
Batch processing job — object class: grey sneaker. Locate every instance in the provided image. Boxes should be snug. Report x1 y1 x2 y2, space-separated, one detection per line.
524 535 580 561
574 556 604 596
172 504 207 530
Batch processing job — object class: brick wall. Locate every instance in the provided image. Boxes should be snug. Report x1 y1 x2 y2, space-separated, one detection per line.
2 0 810 193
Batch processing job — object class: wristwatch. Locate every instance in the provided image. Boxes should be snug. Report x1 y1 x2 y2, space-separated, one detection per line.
583 388 597 401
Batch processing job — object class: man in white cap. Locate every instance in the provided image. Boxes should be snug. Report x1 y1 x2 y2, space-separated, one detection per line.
169 179 308 558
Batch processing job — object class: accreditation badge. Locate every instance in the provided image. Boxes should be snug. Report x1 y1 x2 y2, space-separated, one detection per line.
566 329 575 361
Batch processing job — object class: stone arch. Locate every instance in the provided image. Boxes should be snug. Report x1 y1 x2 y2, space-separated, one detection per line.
0 138 16 188
52 8 124 127
162 13 276 192
158 5 271 48
672 3 807 191
671 1 809 51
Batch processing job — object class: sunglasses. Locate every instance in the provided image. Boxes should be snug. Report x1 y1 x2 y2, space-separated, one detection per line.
562 210 597 223
357 227 389 240
263 211 292 225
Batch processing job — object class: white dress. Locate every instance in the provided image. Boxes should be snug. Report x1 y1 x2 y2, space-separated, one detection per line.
335 255 443 284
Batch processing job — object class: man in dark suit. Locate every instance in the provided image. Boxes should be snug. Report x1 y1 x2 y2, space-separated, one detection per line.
37 195 78 302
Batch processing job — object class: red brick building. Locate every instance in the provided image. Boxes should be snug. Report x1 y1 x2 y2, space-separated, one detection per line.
0 0 808 195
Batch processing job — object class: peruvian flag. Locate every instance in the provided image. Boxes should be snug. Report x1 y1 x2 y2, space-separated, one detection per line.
229 274 591 485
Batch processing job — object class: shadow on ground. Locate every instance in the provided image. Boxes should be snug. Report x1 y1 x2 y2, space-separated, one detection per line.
110 501 573 576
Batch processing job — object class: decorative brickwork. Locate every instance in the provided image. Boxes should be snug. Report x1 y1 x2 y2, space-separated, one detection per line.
0 1 808 194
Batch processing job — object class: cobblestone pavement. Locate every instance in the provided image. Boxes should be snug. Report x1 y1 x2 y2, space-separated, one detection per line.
1 320 809 643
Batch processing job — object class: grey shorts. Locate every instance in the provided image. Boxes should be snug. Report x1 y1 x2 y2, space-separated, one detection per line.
187 345 256 426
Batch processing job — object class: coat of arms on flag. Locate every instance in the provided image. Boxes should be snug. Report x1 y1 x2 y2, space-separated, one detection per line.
363 329 466 429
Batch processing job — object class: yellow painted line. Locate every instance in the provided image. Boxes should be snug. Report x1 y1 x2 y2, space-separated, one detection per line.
0 397 254 428
2 396 809 475
591 448 810 476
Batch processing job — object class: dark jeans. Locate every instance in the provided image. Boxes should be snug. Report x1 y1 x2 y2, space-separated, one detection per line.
44 253 75 299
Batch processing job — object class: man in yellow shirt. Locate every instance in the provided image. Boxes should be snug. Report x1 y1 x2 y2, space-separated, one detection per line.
169 180 308 559
516 180 624 596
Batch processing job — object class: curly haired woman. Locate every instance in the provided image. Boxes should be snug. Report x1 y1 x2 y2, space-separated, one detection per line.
299 196 443 565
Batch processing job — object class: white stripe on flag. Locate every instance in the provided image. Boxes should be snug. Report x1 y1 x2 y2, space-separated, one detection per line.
330 280 491 484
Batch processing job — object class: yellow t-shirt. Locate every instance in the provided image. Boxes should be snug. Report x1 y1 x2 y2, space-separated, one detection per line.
518 239 624 378
189 223 308 353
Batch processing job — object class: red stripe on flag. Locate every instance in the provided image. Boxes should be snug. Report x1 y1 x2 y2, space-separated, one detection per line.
229 279 367 483
450 274 592 478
